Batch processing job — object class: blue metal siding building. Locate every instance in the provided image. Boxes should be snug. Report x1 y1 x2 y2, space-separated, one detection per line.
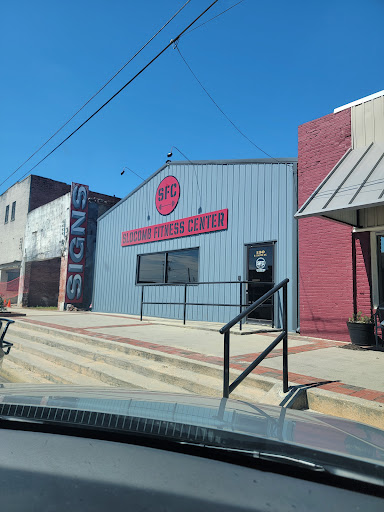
92 159 298 331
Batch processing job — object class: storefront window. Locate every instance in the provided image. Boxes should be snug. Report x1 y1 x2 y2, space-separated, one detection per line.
167 249 198 283
137 253 165 283
137 248 199 284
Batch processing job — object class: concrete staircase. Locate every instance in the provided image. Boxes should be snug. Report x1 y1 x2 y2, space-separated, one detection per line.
0 321 275 402
3 321 384 430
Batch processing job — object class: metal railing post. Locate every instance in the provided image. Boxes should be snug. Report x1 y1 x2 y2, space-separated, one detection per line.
140 286 144 321
223 330 230 398
239 281 243 331
282 282 288 393
183 284 187 325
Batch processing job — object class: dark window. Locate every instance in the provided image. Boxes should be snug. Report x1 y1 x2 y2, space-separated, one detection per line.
137 248 199 284
11 201 16 221
137 253 166 283
166 249 199 283
4 205 9 224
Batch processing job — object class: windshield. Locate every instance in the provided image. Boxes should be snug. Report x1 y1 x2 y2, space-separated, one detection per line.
1 0 384 479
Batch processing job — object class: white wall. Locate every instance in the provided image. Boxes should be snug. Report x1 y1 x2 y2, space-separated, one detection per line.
24 193 70 262
0 177 31 266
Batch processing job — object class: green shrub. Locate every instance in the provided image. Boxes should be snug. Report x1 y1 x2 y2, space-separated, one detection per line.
348 311 373 324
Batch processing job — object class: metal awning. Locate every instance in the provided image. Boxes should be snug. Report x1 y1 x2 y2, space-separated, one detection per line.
295 143 384 226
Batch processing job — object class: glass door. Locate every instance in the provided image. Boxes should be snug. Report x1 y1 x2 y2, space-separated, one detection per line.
247 243 275 323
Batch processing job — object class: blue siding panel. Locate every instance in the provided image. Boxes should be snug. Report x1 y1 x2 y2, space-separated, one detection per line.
93 160 298 331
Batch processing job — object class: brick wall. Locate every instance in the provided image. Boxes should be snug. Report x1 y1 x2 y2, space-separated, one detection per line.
29 175 70 212
89 191 120 206
298 108 354 341
27 258 61 307
353 232 372 316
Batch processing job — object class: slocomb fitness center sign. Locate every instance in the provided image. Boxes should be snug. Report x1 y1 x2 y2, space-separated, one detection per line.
155 175 180 215
121 209 228 247
65 183 89 303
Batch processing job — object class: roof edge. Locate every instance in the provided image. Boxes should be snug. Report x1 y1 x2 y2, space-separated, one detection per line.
334 90 384 113
97 158 298 222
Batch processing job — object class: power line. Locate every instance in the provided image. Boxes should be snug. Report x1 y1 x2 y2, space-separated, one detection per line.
182 0 246 37
0 0 193 190
175 45 280 164
121 166 145 181
12 0 219 185
168 145 202 201
169 145 194 165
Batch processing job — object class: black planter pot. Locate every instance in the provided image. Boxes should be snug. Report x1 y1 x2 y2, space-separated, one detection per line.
346 322 375 346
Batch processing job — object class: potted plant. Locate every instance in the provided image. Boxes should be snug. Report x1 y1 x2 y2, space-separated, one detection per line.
346 311 375 346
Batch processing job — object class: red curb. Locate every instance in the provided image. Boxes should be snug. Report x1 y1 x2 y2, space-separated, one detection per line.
352 390 384 400
320 383 343 391
325 388 358 396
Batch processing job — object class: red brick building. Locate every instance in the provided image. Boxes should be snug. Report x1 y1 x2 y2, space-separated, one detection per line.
296 90 384 341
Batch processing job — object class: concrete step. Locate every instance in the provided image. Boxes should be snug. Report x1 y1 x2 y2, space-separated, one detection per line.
0 359 51 384
6 351 107 386
9 322 275 395
7 333 264 401
9 336 195 393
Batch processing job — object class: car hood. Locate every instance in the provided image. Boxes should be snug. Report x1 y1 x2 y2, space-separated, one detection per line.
0 383 384 467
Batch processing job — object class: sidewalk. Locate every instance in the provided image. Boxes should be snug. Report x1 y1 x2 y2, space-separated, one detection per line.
10 308 384 405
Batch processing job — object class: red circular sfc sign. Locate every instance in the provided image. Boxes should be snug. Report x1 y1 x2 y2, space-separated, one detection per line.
155 176 180 215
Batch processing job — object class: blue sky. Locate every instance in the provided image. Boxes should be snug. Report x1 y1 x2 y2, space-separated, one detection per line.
1 0 383 198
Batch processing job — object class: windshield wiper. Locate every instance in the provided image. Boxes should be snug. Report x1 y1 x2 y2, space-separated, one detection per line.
256 452 326 472
180 443 326 472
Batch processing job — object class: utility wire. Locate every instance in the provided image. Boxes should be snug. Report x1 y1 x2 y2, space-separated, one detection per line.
168 145 202 200
175 45 280 163
0 0 192 190
13 0 219 185
182 0 246 37
121 166 145 181
170 145 194 165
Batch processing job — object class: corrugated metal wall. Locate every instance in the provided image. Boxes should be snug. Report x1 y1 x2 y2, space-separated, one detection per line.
93 160 298 330
352 95 384 148
360 205 384 228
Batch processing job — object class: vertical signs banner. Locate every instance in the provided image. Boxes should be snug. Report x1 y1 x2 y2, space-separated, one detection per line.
65 183 89 303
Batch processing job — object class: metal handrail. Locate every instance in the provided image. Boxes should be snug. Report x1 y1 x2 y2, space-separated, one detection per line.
220 279 288 334
140 280 275 329
220 278 289 398
139 280 273 286
0 318 14 356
